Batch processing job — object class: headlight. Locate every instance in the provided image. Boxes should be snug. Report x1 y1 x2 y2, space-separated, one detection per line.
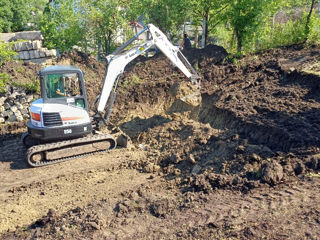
31 112 41 121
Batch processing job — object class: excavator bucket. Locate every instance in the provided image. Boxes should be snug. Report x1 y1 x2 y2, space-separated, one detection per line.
175 81 201 107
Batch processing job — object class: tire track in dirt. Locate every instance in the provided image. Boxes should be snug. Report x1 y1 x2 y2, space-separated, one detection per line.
0 148 149 233
99 178 320 240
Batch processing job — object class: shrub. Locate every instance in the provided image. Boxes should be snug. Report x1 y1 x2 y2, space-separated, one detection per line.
306 13 320 45
0 72 9 93
0 40 17 66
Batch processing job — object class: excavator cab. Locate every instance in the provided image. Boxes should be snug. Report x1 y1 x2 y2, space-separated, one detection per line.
40 66 87 109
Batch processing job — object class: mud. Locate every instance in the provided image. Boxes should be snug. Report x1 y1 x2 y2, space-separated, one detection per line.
1 44 320 239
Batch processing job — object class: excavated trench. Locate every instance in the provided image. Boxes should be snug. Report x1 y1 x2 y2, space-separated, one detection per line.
1 46 320 239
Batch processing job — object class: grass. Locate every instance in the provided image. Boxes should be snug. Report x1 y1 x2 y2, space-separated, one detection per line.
302 61 320 76
11 78 40 94
306 172 320 178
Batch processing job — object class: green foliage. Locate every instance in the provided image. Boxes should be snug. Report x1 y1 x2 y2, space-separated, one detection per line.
212 24 235 53
147 0 188 38
259 19 306 50
0 41 17 66
0 0 13 32
0 73 9 93
123 74 144 86
0 0 31 32
27 0 48 30
189 0 230 45
126 0 188 40
20 0 320 56
224 0 283 53
10 0 30 32
23 80 40 94
81 0 128 55
40 0 85 52
306 11 320 45
11 77 40 94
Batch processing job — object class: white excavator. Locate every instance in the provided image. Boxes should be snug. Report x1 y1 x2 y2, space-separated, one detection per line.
22 24 200 167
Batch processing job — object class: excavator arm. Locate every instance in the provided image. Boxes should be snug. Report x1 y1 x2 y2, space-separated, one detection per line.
96 24 200 123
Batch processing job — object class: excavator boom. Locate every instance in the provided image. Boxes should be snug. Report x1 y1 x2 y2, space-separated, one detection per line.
97 24 200 116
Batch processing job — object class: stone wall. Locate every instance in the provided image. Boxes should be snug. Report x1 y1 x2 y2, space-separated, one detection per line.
0 87 35 124
12 40 58 64
0 31 58 64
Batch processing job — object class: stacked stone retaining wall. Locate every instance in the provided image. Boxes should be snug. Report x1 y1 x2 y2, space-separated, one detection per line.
0 87 35 124
0 31 58 64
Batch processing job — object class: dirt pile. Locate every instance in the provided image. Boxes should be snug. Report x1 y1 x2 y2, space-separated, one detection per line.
1 44 320 239
112 44 320 189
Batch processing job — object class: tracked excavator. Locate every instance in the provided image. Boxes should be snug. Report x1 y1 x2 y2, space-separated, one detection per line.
22 24 200 167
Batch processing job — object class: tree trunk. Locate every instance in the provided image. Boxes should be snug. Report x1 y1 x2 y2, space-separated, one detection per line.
235 29 242 53
305 0 316 42
205 16 209 46
204 9 209 46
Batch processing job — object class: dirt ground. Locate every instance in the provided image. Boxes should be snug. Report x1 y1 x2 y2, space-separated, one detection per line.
0 44 320 239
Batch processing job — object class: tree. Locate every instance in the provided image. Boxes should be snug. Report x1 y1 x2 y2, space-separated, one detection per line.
189 0 231 47
81 0 128 55
305 0 316 41
27 0 48 30
10 0 31 32
126 0 188 40
0 0 33 32
40 0 84 52
0 0 13 32
224 0 283 53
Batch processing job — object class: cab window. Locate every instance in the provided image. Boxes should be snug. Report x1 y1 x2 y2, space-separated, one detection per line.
45 73 81 98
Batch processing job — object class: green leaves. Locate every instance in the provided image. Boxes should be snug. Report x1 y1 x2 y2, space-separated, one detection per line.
0 0 14 32
0 72 9 93
0 41 17 66
40 0 85 52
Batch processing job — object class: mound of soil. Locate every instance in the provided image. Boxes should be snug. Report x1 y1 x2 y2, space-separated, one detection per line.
1 44 320 239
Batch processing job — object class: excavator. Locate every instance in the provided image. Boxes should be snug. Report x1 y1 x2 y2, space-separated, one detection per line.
22 24 200 167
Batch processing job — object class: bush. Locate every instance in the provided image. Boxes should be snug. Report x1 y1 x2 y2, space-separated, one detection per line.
0 40 17 66
0 72 9 93
306 13 320 45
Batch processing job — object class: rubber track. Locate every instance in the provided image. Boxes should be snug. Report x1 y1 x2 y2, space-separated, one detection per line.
26 134 116 167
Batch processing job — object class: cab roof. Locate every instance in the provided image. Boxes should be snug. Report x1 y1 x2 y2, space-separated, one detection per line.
40 65 82 75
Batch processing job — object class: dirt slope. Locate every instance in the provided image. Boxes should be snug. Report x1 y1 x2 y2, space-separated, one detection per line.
1 44 320 239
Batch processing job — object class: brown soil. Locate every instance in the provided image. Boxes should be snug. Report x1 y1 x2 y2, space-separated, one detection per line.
1 44 320 239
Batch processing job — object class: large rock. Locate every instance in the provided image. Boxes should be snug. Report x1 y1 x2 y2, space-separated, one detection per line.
0 97 6 105
261 160 283 185
4 110 14 117
13 42 23 52
0 32 15 42
45 49 58 57
4 103 11 110
26 41 33 50
16 102 24 110
19 97 27 104
26 95 34 102
33 50 40 58
21 108 29 115
32 41 41 50
9 92 18 100
39 49 46 58
14 31 43 41
20 51 30 60
10 106 18 112
21 42 28 51
29 50 35 59
16 114 24 122
0 117 5 123
9 114 17 122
